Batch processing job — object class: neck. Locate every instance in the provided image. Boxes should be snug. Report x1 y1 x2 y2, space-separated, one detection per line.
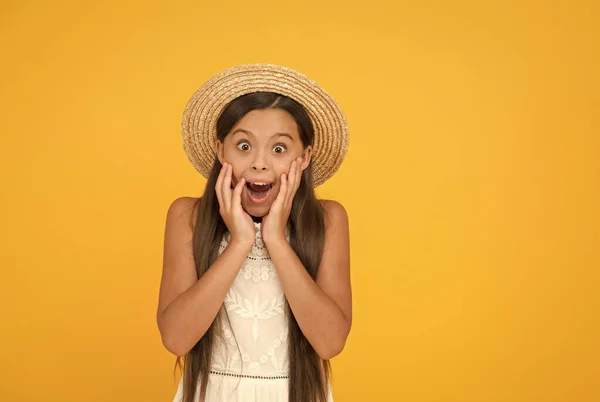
251 215 263 223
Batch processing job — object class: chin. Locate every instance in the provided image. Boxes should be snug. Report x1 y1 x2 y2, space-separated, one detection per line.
242 201 271 218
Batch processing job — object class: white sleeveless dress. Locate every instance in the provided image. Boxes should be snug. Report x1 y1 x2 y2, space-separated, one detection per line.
172 222 334 402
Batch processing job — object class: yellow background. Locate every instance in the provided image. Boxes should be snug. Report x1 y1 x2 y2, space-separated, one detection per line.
1 0 598 401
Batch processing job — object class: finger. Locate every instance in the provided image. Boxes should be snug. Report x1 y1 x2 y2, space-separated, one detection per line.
215 162 226 209
222 164 233 211
275 173 287 209
294 158 303 191
283 161 294 206
232 177 245 209
285 159 299 206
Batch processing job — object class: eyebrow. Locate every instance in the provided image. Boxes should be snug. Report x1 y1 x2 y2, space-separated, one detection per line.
231 129 294 141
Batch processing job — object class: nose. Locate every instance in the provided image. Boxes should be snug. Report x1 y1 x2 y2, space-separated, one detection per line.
251 163 268 172
250 153 268 172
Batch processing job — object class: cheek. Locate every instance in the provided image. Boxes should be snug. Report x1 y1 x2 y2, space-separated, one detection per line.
273 152 302 173
228 163 244 183
273 158 295 175
234 167 245 182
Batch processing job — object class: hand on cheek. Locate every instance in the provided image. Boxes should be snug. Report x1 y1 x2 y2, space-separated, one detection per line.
215 162 255 248
262 157 303 247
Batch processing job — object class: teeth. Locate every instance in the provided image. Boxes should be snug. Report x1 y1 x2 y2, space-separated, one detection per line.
253 182 268 185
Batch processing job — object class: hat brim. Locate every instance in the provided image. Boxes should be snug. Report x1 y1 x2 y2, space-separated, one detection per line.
181 64 349 187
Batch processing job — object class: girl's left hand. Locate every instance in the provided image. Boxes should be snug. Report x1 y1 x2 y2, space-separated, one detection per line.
262 157 303 248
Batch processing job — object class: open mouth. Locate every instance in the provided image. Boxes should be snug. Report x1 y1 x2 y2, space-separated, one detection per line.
246 181 273 203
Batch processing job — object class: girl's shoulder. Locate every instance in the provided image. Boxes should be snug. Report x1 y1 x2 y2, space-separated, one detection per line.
166 196 201 231
319 198 346 212
318 199 349 227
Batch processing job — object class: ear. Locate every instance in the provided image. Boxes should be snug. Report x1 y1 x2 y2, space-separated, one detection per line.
216 140 225 165
300 145 313 171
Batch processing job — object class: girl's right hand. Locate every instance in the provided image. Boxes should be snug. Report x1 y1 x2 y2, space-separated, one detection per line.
215 162 256 249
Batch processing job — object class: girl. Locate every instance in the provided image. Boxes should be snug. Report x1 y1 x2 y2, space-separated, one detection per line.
157 64 352 402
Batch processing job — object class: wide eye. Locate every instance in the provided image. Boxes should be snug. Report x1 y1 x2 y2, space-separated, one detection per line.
236 141 251 151
273 144 286 153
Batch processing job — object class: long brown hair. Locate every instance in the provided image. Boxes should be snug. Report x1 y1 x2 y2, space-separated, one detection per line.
176 92 331 402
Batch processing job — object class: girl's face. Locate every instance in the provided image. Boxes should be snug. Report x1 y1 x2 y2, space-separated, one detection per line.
216 108 312 217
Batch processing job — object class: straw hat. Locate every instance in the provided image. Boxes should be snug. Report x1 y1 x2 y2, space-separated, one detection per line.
181 64 349 187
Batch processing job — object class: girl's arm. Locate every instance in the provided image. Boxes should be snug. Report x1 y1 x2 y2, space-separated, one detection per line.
267 199 352 360
156 196 252 356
